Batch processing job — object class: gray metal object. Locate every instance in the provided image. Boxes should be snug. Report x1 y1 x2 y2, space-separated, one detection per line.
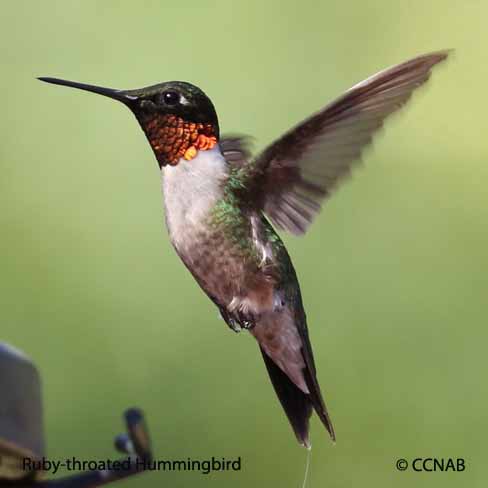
0 342 153 487
0 343 44 480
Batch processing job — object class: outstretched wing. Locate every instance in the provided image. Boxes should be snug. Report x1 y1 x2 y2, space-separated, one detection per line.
245 50 450 235
219 134 253 166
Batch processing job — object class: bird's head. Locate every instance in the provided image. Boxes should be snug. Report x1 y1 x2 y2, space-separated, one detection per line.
38 78 220 167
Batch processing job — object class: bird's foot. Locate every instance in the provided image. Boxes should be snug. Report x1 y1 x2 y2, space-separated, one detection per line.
236 311 256 331
219 306 256 332
228 318 242 333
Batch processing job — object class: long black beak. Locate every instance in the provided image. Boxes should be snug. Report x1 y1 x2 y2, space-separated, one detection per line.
37 77 137 105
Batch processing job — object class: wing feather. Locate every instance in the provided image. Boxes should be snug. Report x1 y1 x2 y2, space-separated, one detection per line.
245 50 450 235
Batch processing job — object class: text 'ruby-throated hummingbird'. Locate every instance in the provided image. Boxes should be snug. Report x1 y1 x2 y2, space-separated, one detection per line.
39 50 448 448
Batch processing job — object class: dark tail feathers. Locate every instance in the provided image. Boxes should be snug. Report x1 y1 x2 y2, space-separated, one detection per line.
260 347 335 447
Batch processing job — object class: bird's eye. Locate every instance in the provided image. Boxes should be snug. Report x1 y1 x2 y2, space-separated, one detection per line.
162 91 180 105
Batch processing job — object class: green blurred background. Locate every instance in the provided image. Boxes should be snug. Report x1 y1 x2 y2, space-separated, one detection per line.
1 1 487 487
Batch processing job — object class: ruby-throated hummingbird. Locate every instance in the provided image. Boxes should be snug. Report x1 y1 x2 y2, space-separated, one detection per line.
39 50 448 447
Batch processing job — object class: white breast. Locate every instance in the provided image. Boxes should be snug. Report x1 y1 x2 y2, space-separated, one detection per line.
161 146 228 252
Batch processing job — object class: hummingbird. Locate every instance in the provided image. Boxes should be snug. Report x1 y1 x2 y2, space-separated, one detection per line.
39 50 448 448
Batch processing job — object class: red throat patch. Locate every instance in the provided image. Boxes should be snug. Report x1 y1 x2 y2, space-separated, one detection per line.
143 114 217 166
